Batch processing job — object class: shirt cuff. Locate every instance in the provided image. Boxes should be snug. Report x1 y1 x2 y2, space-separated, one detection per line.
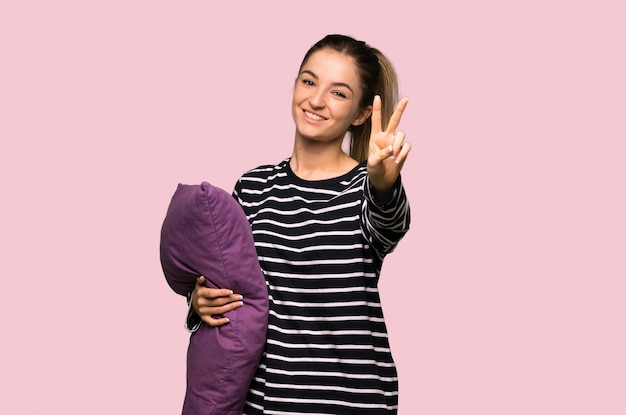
365 175 402 208
185 291 201 333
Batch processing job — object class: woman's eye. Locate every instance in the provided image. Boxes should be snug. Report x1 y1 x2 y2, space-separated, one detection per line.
333 91 347 98
302 79 315 86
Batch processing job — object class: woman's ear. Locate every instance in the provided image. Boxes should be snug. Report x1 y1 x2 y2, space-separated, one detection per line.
351 105 373 126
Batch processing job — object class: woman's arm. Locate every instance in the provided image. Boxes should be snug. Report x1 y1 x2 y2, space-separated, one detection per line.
361 95 412 257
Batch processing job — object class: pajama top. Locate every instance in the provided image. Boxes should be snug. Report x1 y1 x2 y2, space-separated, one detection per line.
234 158 411 415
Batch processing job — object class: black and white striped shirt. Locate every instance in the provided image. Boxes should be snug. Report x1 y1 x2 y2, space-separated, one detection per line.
235 158 410 415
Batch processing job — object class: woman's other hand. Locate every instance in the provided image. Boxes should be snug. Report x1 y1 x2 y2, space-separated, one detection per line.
191 276 244 327
367 95 411 200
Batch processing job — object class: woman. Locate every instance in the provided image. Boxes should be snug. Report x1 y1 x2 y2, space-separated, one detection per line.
189 34 411 414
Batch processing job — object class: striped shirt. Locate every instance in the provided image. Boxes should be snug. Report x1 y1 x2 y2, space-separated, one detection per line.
235 158 411 415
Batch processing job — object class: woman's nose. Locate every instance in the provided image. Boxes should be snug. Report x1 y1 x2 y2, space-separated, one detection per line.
308 90 326 109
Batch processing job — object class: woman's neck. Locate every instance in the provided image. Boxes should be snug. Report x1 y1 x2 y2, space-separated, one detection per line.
289 138 358 181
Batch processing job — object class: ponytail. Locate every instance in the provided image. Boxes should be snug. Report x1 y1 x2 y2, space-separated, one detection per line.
349 49 399 162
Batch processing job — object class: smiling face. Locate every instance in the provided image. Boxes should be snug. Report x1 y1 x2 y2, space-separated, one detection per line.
292 48 371 146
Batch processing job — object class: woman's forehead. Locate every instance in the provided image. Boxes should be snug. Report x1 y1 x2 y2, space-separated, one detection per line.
301 49 360 84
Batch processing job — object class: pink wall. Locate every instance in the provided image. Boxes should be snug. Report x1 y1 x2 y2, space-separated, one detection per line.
1 1 624 413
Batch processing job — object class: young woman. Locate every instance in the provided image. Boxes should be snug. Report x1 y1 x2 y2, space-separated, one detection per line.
189 34 412 414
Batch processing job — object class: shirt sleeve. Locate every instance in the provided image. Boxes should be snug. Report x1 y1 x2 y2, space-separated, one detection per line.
361 174 411 264
185 291 202 333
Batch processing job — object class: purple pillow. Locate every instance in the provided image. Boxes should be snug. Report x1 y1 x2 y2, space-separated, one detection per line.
160 182 268 415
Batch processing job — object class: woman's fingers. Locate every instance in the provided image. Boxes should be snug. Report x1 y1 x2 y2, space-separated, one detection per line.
197 292 243 308
195 275 206 288
193 275 243 326
195 276 238 302
198 299 244 326
204 316 230 327
370 95 382 135
370 130 410 166
394 142 412 167
366 96 411 191
371 95 408 134
197 296 244 326
391 131 406 158
385 97 408 134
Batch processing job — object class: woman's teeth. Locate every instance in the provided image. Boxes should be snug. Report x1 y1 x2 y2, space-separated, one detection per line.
305 111 324 121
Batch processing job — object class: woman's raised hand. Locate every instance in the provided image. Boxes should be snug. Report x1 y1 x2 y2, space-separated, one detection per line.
191 276 244 327
367 95 411 199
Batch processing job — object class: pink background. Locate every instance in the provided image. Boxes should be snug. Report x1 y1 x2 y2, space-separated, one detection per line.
1 1 624 413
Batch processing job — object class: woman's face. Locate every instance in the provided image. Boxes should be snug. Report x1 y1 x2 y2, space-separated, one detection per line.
292 48 371 145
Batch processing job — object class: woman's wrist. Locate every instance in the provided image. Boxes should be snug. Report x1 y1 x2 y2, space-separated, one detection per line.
367 176 400 206
371 185 394 204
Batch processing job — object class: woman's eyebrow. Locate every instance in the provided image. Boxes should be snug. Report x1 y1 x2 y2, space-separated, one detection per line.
300 69 354 93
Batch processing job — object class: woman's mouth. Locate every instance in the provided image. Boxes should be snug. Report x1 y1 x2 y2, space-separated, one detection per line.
304 110 326 121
